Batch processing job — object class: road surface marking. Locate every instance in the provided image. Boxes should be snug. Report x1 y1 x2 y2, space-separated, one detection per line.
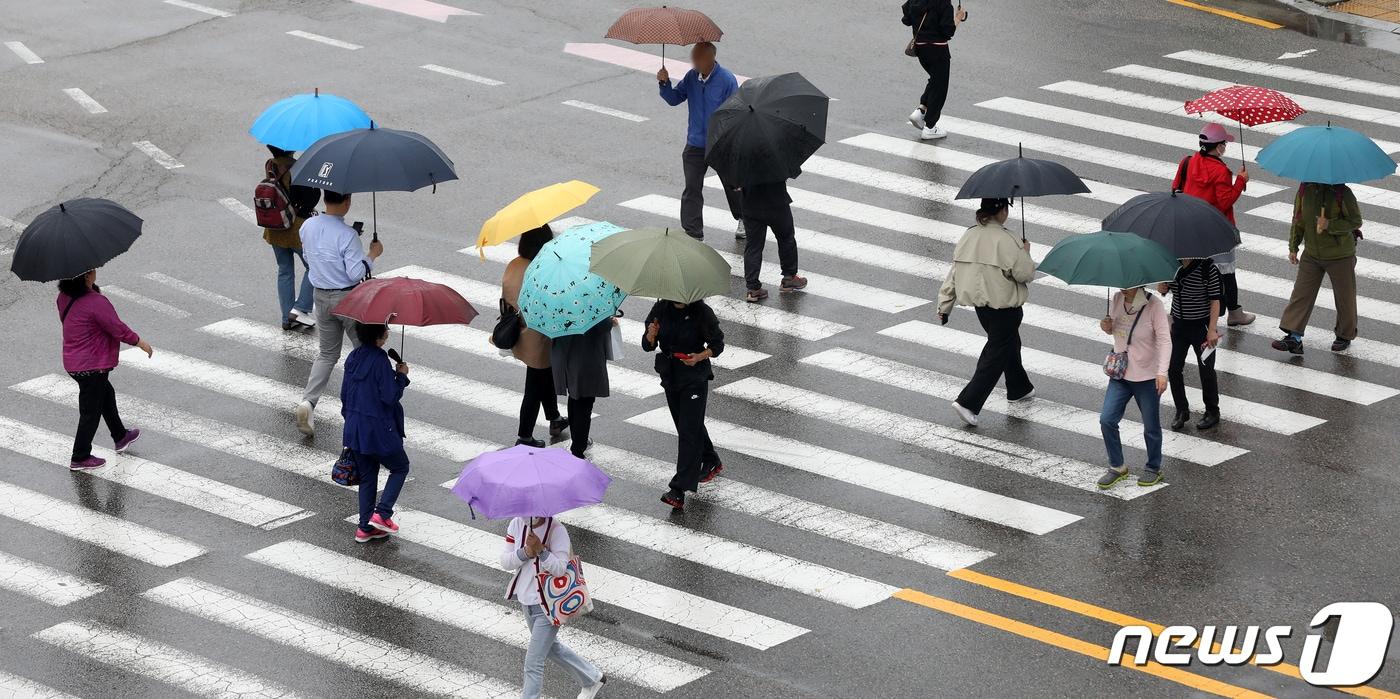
1164 0 1281 29
564 42 750 83
894 588 1275 698
144 272 242 307
217 197 257 225
350 0 479 21
0 480 205 567
377 508 808 650
143 578 522 698
0 416 312 529
62 88 107 114
0 551 104 605
101 285 190 318
163 0 233 17
627 408 1081 534
1248 201 1398 249
0 671 78 698
709 248 927 312
878 322 1321 437
285 30 362 50
35 620 304 699
4 41 43 64
1278 49 1316 60
421 63 503 86
132 140 184 169
562 99 648 122
248 540 706 691
1167 50 1400 100
719 378 1163 499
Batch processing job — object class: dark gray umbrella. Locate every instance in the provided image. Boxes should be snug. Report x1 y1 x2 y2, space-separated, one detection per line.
954 145 1090 241
1101 191 1240 259
10 199 142 282
705 72 829 187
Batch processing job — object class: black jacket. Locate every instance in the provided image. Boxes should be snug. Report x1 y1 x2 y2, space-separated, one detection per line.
740 181 793 222
902 0 957 44
551 317 611 399
641 300 725 388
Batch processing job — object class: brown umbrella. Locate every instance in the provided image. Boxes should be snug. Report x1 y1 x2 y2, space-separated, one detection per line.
604 6 722 64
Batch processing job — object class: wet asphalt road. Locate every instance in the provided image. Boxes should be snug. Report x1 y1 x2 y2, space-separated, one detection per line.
3 1 1400 697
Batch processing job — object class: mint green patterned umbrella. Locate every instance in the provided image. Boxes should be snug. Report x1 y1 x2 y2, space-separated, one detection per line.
518 222 627 338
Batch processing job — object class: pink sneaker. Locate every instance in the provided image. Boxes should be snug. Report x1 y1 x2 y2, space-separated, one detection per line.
114 428 141 453
69 456 106 471
368 513 398 533
355 527 388 543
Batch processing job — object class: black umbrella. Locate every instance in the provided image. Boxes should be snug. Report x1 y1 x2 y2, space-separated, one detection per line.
705 72 830 187
954 144 1090 242
10 199 142 282
1102 191 1240 259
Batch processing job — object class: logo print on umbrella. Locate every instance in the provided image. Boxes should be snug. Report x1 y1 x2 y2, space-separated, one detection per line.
318 162 334 178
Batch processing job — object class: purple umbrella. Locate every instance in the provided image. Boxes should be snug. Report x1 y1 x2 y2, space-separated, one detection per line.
451 445 611 519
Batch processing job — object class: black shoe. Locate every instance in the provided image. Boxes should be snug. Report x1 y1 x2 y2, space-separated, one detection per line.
1271 335 1304 354
699 462 725 483
1331 338 1352 353
661 490 685 511
515 437 545 448
1195 410 1220 430
548 417 569 438
1170 409 1190 431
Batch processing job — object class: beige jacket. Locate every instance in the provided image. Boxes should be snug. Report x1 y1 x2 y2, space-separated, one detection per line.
501 256 552 370
937 222 1035 314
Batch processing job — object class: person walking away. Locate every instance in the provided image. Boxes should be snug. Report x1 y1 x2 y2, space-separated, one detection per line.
499 516 606 699
1096 287 1171 488
1272 182 1363 354
642 299 725 511
295 190 383 435
902 0 966 140
501 225 569 446
552 317 612 458
740 180 806 303
57 269 152 470
657 42 745 240
260 147 322 330
1172 123 1255 326
937 199 1036 427
1158 258 1222 431
341 323 411 543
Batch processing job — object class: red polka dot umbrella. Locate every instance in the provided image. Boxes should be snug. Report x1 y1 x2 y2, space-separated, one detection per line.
1184 85 1305 162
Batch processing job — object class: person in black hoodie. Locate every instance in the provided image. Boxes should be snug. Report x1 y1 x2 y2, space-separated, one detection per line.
902 0 966 140
643 299 725 511
741 180 807 303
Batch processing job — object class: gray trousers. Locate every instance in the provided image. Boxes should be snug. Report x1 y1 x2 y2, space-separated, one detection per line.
302 287 360 406
681 145 743 237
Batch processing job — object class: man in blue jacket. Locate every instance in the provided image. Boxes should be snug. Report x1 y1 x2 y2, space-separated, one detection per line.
657 42 744 240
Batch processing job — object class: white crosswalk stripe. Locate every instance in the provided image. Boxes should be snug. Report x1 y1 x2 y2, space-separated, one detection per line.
711 248 927 312
1165 50 1400 101
0 551 105 605
0 671 80 698
0 480 205 567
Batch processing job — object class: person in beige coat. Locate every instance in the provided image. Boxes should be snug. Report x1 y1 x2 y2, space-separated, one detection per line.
501 225 568 447
937 199 1036 427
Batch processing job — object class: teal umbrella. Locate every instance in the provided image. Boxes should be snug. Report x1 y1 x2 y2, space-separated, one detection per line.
1257 123 1396 185
518 221 627 338
1039 231 1180 312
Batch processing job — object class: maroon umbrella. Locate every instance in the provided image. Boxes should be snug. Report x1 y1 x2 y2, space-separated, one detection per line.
604 6 722 64
331 277 477 359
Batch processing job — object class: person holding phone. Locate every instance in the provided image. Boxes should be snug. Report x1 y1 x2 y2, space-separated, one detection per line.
1096 287 1171 489
642 299 725 511
902 0 967 140
341 323 411 543
1157 258 1222 431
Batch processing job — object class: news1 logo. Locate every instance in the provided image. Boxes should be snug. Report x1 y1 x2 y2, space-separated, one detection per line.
1108 602 1395 687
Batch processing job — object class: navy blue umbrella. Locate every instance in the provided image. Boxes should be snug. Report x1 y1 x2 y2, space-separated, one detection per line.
1102 191 1240 260
955 144 1090 241
10 199 142 282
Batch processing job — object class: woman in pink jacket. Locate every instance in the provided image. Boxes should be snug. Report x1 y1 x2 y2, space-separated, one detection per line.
1096 286 1171 488
57 269 152 470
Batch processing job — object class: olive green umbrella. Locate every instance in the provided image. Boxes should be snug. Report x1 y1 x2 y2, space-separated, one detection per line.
589 227 730 303
1038 231 1180 312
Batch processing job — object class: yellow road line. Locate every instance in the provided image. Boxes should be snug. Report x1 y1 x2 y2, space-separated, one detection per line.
1165 0 1284 28
894 588 1275 698
948 569 1400 699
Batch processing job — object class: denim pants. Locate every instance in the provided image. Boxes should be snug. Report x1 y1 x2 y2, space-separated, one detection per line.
1100 378 1163 472
354 448 409 529
272 246 313 321
521 603 600 699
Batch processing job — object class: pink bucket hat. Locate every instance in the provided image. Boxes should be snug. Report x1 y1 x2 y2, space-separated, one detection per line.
1198 122 1235 145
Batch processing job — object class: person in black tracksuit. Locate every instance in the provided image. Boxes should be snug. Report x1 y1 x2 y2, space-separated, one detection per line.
642 299 725 511
1158 259 1223 431
902 0 966 140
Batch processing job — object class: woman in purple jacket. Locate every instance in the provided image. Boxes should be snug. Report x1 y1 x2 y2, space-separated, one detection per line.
341 323 411 543
57 270 152 470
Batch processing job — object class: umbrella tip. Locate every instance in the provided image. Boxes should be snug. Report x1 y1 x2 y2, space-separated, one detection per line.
59 202 65 212
314 87 319 97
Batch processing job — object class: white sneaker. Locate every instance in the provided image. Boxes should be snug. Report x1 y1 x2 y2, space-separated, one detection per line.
909 108 927 130
920 125 948 140
577 676 606 699
292 308 316 327
295 400 315 436
952 401 978 427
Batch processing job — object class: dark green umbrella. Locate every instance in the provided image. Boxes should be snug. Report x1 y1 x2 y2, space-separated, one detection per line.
1038 231 1180 312
590 227 730 303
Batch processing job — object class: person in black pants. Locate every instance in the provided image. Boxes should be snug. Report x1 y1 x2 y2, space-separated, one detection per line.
500 225 568 447
741 180 807 303
643 299 725 511
902 0 966 140
551 317 613 458
1158 259 1223 430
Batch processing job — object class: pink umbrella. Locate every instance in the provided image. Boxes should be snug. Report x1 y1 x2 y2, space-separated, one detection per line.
452 445 611 519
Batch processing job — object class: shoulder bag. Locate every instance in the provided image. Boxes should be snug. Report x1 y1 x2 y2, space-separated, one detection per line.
905 12 928 56
491 298 522 350
507 518 594 626
1103 304 1145 380
331 448 360 486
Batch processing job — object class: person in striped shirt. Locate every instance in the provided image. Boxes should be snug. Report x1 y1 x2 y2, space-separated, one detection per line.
1158 259 1222 431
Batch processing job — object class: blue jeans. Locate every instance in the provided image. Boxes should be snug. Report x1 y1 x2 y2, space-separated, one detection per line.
354 448 409 529
1100 379 1163 472
272 246 313 321
521 604 600 699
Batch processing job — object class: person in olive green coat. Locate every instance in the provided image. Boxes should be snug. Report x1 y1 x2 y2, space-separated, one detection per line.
263 149 321 330
1273 182 1363 354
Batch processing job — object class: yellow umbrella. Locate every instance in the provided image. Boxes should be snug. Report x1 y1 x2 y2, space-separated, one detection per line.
475 180 600 259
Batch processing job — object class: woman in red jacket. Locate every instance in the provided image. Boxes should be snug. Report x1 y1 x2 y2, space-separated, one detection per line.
1172 123 1256 326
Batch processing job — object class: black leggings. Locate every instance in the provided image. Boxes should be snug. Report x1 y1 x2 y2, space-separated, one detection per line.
71 370 126 461
567 397 595 458
517 366 560 440
915 44 951 125
1221 272 1241 311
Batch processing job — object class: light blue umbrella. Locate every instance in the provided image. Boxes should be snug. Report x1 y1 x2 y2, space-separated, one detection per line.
1257 124 1396 184
249 89 372 152
518 222 627 339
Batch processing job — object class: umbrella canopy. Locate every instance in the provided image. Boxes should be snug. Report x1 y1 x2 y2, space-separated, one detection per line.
289 124 457 194
10 199 142 282
1256 123 1397 185
589 227 731 303
451 445 611 519
604 6 722 46
330 277 477 326
705 72 829 187
1184 85 1305 127
518 222 627 338
954 146 1090 199
476 180 600 256
1038 231 1180 289
249 89 371 152
1101 191 1240 260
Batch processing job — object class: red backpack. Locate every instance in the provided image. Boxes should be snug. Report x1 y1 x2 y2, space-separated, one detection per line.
254 158 296 231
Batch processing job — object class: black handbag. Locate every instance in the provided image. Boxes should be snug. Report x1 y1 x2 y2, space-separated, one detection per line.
492 298 523 350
